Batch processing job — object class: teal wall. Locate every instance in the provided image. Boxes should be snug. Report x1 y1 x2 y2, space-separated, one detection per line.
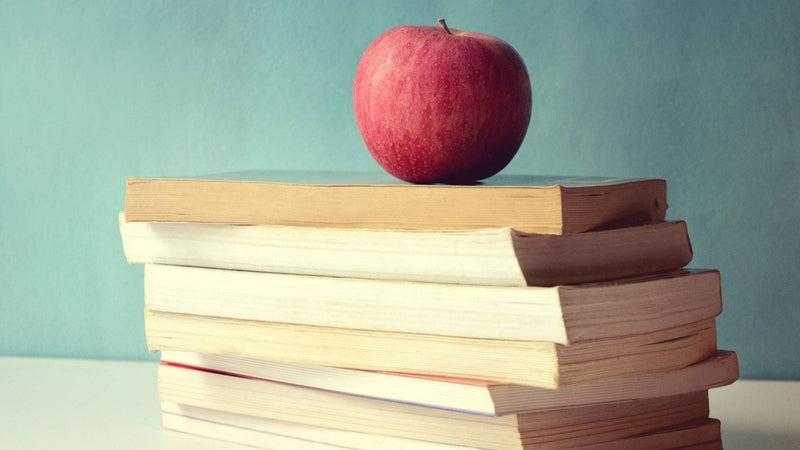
1 1 798 379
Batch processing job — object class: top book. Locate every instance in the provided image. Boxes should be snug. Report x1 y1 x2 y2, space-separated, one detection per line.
124 171 668 234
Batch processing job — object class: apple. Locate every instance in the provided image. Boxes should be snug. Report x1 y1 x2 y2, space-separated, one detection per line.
353 19 532 184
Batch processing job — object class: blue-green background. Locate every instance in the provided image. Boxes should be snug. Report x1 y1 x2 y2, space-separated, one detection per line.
1 0 798 379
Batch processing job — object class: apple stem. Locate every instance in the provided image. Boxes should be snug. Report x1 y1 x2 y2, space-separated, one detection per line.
438 18 453 35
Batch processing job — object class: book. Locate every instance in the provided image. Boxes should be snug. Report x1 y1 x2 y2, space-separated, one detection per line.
120 213 692 286
145 310 718 387
162 402 469 450
570 419 722 450
158 362 712 450
123 171 668 234
162 403 722 450
144 265 721 344
160 350 738 416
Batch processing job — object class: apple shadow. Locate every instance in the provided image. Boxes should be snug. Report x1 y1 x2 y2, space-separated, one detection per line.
434 179 485 186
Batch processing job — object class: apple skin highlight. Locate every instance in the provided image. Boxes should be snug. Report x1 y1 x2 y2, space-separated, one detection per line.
354 21 532 184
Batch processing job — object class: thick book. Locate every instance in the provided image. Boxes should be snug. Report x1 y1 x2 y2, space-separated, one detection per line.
145 310 718 387
144 265 721 344
161 350 738 417
123 171 668 234
161 404 723 450
158 363 712 450
120 213 692 286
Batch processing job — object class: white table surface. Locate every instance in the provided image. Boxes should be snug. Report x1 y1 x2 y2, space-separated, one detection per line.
1 357 798 449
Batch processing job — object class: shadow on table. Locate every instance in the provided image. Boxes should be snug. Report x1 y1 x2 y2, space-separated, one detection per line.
722 428 800 450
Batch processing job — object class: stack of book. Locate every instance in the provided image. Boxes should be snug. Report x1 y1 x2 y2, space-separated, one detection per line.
120 171 738 449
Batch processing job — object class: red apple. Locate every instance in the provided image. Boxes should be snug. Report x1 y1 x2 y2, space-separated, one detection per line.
353 19 532 184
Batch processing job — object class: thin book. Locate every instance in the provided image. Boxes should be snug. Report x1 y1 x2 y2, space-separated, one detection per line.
145 310 718 387
160 350 738 416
